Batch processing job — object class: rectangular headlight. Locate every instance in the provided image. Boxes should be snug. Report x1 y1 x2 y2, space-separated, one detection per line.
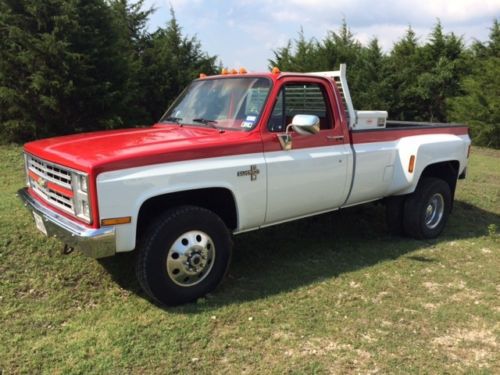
72 172 91 223
80 174 88 192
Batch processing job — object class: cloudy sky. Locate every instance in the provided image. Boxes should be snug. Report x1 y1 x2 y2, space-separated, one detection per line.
144 0 500 71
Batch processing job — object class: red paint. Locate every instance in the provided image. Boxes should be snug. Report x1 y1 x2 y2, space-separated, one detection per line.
47 181 74 198
23 71 469 228
28 170 74 197
24 125 264 227
260 75 348 152
24 126 264 175
28 170 40 183
350 126 468 144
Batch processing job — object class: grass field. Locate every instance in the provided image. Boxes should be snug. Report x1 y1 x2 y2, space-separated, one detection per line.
0 145 499 374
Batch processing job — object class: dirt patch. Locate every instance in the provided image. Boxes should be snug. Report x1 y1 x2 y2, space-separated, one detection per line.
448 289 483 303
422 281 441 293
422 302 441 311
432 328 498 369
298 338 352 356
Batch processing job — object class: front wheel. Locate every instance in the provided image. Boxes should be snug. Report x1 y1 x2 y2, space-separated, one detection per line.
136 205 232 306
403 177 452 239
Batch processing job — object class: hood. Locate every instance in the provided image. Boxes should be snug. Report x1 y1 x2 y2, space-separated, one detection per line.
24 124 262 174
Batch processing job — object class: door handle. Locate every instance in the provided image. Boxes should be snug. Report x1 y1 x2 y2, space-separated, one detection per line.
326 135 344 141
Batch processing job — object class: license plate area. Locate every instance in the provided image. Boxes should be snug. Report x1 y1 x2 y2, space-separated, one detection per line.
33 212 48 236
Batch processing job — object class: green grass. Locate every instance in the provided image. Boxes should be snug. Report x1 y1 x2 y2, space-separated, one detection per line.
1 145 499 374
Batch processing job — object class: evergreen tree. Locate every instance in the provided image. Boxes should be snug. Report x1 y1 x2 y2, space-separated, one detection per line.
109 0 155 125
416 21 468 122
356 38 390 110
269 41 294 70
268 28 319 72
319 20 363 71
0 0 129 141
385 27 424 120
449 19 500 148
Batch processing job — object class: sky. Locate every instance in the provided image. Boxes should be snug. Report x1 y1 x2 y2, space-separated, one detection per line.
144 0 500 71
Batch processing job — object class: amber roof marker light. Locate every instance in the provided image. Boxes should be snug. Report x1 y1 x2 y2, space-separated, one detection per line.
272 67 281 75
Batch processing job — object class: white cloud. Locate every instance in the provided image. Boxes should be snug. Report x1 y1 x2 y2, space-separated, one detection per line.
251 0 500 26
143 0 498 70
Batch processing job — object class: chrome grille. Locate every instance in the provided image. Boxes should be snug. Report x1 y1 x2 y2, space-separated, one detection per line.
26 154 74 214
28 155 72 189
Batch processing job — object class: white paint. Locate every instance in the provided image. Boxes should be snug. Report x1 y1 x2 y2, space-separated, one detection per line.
264 143 351 224
96 133 470 253
97 153 267 252
346 140 397 204
388 133 470 195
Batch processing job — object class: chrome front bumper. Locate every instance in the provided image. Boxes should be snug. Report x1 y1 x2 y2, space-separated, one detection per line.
17 188 116 258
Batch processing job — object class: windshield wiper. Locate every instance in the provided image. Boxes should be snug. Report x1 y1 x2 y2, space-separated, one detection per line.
192 118 218 128
162 116 183 124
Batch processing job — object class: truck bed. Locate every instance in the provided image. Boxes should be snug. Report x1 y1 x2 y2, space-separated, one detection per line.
386 120 468 129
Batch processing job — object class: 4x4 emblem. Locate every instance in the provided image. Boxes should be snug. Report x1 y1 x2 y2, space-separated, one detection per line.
237 165 260 181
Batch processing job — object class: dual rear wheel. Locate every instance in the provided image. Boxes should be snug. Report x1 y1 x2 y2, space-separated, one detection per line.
387 177 452 239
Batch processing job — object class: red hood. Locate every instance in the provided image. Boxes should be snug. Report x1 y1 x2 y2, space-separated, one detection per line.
24 124 263 174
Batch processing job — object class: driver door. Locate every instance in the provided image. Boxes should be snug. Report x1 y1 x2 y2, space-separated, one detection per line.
262 77 351 224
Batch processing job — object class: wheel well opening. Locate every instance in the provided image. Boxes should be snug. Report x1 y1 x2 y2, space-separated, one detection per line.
420 160 460 199
137 188 238 242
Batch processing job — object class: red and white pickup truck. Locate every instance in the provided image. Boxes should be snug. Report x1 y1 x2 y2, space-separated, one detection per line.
19 65 471 305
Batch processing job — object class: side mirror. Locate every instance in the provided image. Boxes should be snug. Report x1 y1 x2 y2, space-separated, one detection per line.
277 114 320 150
290 114 320 135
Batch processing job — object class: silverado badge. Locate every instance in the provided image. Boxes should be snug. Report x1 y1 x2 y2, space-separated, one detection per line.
237 165 260 181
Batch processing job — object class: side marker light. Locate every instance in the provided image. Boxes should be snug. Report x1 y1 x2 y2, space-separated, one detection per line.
408 155 415 173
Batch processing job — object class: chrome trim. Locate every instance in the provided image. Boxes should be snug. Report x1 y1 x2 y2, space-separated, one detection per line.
327 135 344 141
290 114 320 135
26 154 72 189
277 114 320 151
25 152 87 175
25 153 92 224
17 188 116 259
277 133 292 151
424 193 445 230
166 230 215 287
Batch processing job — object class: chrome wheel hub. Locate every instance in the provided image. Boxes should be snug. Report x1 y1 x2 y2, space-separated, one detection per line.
424 193 444 229
166 230 215 287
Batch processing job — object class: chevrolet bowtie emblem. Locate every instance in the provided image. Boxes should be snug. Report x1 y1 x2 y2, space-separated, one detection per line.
237 165 260 181
36 176 47 189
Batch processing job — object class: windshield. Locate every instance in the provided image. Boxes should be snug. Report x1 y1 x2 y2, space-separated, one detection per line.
160 77 271 131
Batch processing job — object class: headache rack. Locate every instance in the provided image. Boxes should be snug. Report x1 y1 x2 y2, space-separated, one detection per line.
309 64 388 130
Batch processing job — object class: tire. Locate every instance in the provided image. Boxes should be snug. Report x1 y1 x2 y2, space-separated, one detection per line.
385 195 406 235
136 205 232 306
403 177 451 239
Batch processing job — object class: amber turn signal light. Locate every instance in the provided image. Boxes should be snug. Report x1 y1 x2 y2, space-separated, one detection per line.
101 217 132 226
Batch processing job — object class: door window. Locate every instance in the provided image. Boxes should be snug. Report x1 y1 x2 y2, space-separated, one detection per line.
268 83 332 132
